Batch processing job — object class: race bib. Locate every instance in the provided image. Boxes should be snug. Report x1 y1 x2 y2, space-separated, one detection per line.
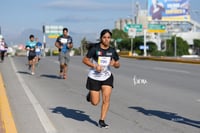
98 56 111 66
35 48 40 52
60 38 68 44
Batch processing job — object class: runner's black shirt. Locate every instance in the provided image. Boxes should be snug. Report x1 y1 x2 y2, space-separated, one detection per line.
86 44 119 62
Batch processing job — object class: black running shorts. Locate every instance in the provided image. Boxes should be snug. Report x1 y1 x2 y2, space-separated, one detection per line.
86 74 113 91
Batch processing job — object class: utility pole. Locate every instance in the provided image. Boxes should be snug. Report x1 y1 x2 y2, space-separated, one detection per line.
132 0 134 23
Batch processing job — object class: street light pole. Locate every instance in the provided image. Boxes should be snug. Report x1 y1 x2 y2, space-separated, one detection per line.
128 35 134 56
174 34 177 57
144 29 147 56
132 0 135 23
42 25 46 57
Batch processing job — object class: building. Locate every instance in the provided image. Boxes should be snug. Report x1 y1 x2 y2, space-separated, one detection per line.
115 9 200 52
115 18 134 31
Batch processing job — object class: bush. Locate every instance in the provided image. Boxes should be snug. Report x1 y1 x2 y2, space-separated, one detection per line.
151 51 166 56
45 50 51 56
52 49 59 56
119 51 129 56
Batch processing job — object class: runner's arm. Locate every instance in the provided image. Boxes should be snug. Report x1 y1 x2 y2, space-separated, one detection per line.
55 41 62 49
82 56 96 69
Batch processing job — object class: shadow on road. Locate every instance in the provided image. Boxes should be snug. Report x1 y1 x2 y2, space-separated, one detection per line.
50 106 98 126
129 106 200 128
40 74 60 79
17 71 31 75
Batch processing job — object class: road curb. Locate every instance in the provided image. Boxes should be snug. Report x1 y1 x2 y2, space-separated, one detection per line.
0 73 18 133
120 55 200 64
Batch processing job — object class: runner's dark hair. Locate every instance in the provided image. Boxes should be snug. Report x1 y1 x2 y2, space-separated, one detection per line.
87 29 112 50
100 29 112 39
29 34 34 39
63 28 68 32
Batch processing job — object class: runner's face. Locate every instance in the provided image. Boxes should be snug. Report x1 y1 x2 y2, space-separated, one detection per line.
30 37 34 42
63 30 68 37
101 32 111 47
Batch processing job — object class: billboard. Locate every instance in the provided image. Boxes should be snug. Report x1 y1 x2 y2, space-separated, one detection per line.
148 0 190 21
44 25 63 39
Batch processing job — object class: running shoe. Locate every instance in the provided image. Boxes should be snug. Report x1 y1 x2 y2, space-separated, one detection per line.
98 120 109 128
86 92 90 102
31 72 35 75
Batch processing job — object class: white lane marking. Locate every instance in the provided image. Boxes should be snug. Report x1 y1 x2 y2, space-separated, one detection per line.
153 67 190 74
10 57 57 133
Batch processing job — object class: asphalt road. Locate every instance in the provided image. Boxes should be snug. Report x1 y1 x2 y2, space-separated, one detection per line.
0 56 200 133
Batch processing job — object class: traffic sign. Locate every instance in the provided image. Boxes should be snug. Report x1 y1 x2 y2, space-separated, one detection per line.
124 24 143 32
47 33 61 39
44 25 63 34
139 45 149 50
147 24 166 33
128 28 136 38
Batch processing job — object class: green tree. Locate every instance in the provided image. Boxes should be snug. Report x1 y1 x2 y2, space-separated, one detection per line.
166 36 189 56
193 39 200 47
148 42 157 52
193 39 200 55
80 37 88 55
165 39 174 56
117 39 130 50
112 29 128 40
111 29 129 50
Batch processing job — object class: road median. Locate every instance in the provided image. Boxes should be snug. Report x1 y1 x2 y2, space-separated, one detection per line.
120 55 200 64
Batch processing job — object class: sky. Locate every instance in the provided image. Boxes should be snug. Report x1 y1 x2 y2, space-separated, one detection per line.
0 0 200 47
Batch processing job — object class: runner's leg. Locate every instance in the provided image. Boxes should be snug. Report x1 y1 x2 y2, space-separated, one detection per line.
99 85 112 127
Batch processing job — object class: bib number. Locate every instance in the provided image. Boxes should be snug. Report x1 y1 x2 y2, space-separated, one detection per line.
98 56 111 66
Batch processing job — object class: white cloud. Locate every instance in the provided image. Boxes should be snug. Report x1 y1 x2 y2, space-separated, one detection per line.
55 15 107 23
45 0 130 11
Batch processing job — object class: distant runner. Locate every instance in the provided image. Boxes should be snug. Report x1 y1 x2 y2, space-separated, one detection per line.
25 34 37 75
0 38 8 62
35 37 42 66
55 28 73 79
